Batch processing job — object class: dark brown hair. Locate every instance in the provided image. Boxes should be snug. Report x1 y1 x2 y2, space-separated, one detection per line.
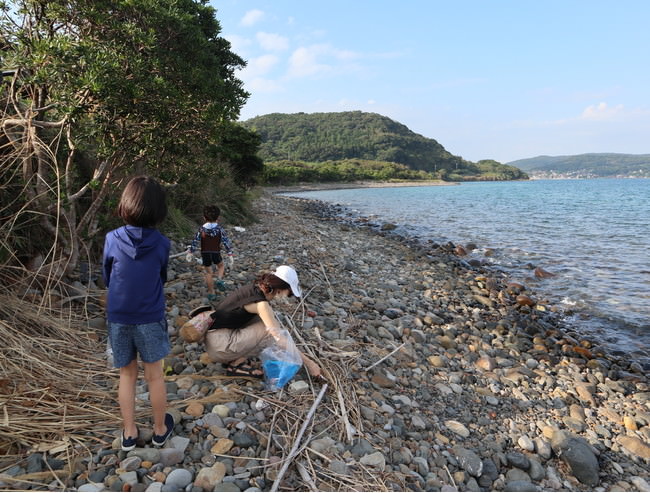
256 273 293 297
117 176 167 227
203 205 221 222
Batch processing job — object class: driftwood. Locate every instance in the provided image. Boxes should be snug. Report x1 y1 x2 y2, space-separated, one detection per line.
270 384 328 492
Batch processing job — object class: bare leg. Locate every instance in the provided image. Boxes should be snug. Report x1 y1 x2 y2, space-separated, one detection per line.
204 265 215 295
118 359 139 438
217 261 225 280
143 360 168 436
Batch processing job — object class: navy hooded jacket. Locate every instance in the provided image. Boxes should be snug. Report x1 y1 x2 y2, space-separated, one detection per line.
103 225 170 324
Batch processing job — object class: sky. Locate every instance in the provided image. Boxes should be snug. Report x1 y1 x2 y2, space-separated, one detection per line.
210 1 650 163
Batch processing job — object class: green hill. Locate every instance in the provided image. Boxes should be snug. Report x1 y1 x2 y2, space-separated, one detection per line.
242 111 527 181
508 153 650 177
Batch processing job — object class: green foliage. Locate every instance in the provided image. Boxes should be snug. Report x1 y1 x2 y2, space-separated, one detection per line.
263 159 437 185
1 0 258 272
243 111 458 173
244 111 528 181
160 206 198 242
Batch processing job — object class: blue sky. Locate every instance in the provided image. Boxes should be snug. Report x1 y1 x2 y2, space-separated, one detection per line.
211 1 650 163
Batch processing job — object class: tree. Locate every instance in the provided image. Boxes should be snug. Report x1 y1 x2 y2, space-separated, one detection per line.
0 0 247 279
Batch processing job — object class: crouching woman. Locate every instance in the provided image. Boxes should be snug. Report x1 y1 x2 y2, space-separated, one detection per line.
203 266 321 379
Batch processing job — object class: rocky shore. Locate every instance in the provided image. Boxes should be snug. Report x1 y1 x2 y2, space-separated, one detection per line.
3 191 648 492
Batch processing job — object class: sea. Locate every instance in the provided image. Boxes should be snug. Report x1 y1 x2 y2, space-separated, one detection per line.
284 178 650 368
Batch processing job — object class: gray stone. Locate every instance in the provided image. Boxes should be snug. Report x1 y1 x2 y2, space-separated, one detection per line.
89 471 108 483
168 435 191 453
452 446 483 477
517 435 535 452
165 468 193 489
410 456 427 476
527 458 545 481
159 448 184 466
533 438 552 460
506 451 530 470
119 471 138 486
504 480 538 492
213 483 241 492
411 414 427 430
506 468 530 482
231 432 256 448
359 451 386 469
119 456 142 472
128 448 161 463
445 420 470 438
26 453 44 474
551 431 599 487
310 437 337 454
329 459 349 476
349 438 375 457
631 476 650 492
78 485 103 492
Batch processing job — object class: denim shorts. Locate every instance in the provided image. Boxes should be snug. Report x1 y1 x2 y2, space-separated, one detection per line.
107 319 170 368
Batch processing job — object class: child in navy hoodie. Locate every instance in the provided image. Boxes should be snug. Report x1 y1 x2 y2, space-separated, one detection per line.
103 176 174 451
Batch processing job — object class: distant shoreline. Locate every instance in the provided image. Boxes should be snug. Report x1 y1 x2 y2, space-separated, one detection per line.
264 179 457 194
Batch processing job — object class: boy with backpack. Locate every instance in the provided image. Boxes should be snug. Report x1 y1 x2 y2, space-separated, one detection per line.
187 205 233 301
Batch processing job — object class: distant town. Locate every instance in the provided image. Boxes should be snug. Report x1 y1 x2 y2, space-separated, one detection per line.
528 169 650 179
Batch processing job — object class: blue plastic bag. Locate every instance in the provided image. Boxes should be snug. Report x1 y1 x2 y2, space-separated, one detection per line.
262 360 301 389
260 329 303 391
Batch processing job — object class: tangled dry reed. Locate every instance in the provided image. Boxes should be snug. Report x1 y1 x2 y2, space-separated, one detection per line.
0 265 396 491
0 287 116 480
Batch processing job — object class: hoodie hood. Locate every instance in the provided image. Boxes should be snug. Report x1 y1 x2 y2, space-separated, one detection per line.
202 222 221 237
113 225 160 260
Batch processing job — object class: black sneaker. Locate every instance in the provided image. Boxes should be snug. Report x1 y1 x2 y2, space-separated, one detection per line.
152 413 174 447
121 429 138 452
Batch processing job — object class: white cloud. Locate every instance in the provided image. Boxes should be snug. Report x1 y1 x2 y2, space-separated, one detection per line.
288 46 331 77
240 9 264 27
224 34 252 55
580 102 624 121
287 44 362 78
239 54 279 79
256 32 289 52
245 78 283 94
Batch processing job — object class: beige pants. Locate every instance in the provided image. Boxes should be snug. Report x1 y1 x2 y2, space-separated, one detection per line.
205 318 273 364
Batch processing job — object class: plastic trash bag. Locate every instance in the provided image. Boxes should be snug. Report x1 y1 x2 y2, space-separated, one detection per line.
260 329 303 391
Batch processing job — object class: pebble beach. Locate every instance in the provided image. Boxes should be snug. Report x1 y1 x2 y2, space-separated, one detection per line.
5 190 649 492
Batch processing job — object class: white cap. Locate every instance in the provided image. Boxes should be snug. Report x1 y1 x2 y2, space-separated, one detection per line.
273 265 302 298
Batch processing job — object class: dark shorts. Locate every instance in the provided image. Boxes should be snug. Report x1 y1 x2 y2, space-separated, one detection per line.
108 319 170 368
201 252 223 267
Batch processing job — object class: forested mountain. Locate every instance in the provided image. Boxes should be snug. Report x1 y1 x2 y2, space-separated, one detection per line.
508 153 650 178
242 111 527 181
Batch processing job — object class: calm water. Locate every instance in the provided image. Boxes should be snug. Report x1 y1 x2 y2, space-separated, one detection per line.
287 179 650 363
